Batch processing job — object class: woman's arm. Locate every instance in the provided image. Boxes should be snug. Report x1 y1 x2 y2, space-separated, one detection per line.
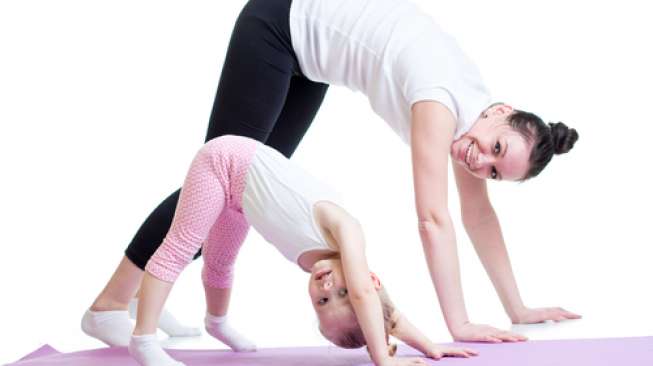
410 101 469 334
453 164 581 324
452 163 525 319
410 101 524 342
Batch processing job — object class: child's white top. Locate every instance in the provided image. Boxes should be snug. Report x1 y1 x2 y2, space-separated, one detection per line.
289 0 492 144
242 143 340 268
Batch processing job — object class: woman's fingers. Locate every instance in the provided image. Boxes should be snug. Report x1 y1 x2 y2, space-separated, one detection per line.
484 335 502 343
558 308 582 319
548 307 582 322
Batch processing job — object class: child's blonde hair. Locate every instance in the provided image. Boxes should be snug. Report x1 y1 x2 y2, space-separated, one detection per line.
320 286 398 356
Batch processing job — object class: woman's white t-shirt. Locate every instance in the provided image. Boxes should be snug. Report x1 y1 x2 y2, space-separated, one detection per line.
289 0 492 143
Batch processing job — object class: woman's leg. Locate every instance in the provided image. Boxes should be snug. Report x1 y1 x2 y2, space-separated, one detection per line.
264 76 329 158
123 0 297 271
91 256 142 311
81 256 142 346
85 0 298 340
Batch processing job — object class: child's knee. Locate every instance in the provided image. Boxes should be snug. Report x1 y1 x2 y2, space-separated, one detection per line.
202 265 234 289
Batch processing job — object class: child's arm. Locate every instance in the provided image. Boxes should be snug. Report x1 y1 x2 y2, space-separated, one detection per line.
317 203 422 366
390 311 477 360
331 215 392 365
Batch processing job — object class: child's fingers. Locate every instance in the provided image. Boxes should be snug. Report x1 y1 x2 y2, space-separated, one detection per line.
409 357 428 365
463 348 479 356
429 351 443 360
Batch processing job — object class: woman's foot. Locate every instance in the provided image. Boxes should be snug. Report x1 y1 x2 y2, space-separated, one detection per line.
81 309 133 346
129 299 201 337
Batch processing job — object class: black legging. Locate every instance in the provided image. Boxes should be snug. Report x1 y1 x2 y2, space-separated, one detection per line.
125 0 329 269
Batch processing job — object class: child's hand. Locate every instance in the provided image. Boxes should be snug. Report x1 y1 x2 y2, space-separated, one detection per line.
451 322 527 343
380 356 429 366
511 307 581 324
425 343 478 360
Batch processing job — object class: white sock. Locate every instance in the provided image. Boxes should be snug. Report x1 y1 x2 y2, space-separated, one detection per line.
205 313 256 352
129 299 201 337
128 334 185 366
81 309 134 347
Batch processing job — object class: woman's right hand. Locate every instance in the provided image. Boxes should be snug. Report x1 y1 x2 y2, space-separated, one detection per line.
451 322 527 343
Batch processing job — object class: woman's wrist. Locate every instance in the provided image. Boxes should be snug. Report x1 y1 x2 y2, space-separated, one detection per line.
446 313 472 336
448 320 471 338
507 303 528 323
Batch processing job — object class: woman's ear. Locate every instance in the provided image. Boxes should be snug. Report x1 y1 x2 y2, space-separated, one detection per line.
485 103 513 117
494 104 514 116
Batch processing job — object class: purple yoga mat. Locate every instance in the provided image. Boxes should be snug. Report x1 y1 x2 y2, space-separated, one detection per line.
6 337 653 366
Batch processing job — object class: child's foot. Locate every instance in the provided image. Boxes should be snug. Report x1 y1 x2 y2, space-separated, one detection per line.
205 313 256 352
81 309 133 347
129 299 201 337
128 334 185 366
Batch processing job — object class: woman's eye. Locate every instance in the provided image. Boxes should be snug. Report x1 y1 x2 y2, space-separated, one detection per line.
491 167 498 180
318 298 328 305
494 141 501 154
338 288 348 297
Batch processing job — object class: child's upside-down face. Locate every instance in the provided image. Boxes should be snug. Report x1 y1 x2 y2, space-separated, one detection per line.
308 258 382 341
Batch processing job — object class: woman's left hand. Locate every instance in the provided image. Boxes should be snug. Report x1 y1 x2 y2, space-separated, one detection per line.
511 307 582 324
425 343 478 360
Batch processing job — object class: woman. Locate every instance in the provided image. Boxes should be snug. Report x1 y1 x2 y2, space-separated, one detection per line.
83 0 580 347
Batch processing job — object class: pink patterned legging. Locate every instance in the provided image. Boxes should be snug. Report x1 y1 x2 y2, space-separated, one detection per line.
145 135 257 289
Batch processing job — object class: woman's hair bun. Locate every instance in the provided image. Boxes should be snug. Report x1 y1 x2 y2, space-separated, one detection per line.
549 122 579 155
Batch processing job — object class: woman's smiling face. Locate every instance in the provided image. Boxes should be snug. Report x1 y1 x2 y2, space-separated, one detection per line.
450 104 534 181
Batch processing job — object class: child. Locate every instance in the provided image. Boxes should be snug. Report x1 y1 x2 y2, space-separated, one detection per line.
128 135 476 366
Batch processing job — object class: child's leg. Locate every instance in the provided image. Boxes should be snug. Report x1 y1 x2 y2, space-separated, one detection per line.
202 208 256 352
130 141 231 366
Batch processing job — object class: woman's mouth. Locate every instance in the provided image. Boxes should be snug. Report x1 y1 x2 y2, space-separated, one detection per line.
464 141 474 168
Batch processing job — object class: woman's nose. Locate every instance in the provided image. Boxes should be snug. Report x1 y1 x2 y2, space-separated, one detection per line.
475 152 494 169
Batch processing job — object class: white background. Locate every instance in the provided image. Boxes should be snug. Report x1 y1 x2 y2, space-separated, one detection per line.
1 0 652 364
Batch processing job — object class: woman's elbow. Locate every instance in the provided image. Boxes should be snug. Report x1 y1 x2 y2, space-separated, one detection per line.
417 209 451 232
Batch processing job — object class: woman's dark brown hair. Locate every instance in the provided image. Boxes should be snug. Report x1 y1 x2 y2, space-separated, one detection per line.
508 110 579 180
